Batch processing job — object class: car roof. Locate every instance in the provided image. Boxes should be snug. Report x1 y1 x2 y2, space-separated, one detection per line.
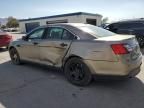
41 23 90 27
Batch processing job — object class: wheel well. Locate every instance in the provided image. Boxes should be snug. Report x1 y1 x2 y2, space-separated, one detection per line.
63 55 82 68
9 46 15 50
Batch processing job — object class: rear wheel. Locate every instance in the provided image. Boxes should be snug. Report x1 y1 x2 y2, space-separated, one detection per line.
64 58 92 86
9 48 21 65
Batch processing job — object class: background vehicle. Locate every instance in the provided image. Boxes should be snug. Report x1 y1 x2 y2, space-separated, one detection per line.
100 23 109 28
105 19 144 47
0 29 13 48
7 28 19 32
9 23 142 86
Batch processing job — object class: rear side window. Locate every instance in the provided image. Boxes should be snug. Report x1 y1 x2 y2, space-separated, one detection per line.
46 27 63 39
62 30 74 40
45 27 74 40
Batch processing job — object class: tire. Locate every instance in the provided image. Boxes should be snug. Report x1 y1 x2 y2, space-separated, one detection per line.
64 58 92 86
9 48 21 65
136 36 144 48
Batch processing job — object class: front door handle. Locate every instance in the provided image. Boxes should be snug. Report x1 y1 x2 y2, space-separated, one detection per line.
33 42 39 45
60 43 68 47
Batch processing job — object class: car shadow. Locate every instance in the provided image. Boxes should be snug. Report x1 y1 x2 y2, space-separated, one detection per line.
0 48 7 53
0 61 143 108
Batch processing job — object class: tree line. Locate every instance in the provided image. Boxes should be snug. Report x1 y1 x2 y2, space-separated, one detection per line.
0 17 19 29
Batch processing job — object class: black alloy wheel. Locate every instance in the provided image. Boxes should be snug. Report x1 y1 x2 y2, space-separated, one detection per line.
64 58 92 86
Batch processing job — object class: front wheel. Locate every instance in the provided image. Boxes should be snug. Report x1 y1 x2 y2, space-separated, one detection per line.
64 58 92 86
9 48 21 65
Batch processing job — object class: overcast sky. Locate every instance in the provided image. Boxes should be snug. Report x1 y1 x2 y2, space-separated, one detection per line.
0 0 144 22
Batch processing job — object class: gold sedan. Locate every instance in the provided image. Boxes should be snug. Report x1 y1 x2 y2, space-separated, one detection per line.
9 23 142 86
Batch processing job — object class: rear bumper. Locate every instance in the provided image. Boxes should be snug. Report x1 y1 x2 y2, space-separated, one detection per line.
92 67 141 80
84 58 142 77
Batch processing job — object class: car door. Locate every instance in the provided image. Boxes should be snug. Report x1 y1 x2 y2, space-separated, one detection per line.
39 27 75 66
18 28 45 62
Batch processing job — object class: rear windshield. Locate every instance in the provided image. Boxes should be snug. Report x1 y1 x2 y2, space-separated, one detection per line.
77 24 115 38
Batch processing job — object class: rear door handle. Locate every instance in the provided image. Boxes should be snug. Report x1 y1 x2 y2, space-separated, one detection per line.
60 43 68 47
33 42 39 45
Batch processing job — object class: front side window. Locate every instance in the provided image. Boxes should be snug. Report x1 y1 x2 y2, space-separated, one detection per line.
28 28 45 39
108 24 119 32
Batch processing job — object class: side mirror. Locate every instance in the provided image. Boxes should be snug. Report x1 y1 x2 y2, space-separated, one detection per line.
22 36 27 41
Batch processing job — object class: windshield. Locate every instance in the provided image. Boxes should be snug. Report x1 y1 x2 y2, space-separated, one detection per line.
77 24 116 38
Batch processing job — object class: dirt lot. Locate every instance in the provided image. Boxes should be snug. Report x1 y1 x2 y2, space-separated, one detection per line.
0 33 143 108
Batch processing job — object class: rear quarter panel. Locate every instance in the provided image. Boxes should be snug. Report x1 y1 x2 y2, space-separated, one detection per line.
66 40 118 62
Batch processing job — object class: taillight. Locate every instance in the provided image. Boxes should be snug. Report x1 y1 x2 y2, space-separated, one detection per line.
111 44 132 55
